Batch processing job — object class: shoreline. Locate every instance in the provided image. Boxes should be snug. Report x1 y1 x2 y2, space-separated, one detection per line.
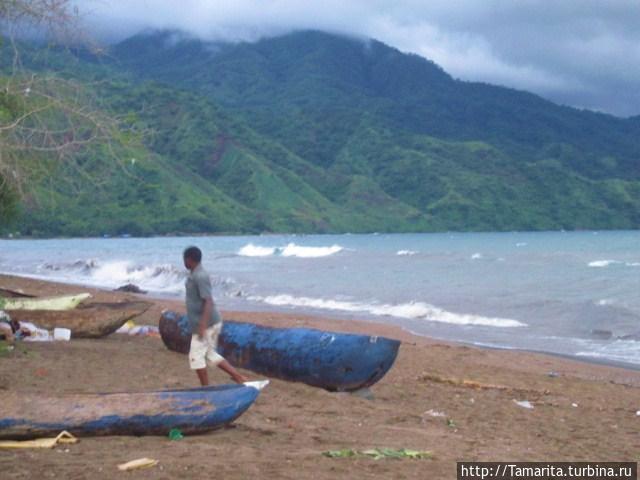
2 273 640 479
2 271 639 374
2 228 639 241
2 271 640 386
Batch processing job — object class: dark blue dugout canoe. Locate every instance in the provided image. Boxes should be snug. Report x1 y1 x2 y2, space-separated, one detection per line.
0 384 260 440
159 311 401 392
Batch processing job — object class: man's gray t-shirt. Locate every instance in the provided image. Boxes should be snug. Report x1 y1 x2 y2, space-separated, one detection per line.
185 264 222 330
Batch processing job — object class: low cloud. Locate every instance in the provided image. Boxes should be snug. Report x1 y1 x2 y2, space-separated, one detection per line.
79 0 640 116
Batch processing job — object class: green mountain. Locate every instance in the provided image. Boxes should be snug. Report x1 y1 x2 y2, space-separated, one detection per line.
3 30 639 235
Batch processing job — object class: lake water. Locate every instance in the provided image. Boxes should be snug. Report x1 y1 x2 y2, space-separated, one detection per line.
1 231 638 367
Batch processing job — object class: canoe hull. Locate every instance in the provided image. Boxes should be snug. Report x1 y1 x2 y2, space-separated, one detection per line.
0 288 34 298
2 293 91 311
0 385 260 439
160 311 400 392
9 301 152 338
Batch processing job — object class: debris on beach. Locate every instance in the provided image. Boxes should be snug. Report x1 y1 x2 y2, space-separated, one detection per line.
114 284 147 294
361 448 432 460
423 409 446 418
117 458 159 471
514 400 534 409
322 448 432 460
0 431 77 449
244 379 270 391
1 310 69 343
168 428 184 440
116 321 160 337
419 373 530 394
323 449 357 458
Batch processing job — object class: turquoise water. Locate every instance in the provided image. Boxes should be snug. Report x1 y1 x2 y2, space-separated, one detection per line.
1 231 639 366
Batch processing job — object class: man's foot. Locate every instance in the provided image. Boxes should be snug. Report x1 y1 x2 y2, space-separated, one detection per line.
218 359 248 384
231 373 249 384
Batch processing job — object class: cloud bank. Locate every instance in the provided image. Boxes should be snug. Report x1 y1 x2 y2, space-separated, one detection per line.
79 0 640 116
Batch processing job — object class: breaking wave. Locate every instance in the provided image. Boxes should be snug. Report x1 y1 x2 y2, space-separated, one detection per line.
237 243 343 258
588 260 639 268
588 260 620 268
237 244 276 257
38 259 186 294
248 294 526 328
397 250 418 256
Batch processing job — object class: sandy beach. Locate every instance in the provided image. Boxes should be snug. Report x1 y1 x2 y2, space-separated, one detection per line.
1 273 639 479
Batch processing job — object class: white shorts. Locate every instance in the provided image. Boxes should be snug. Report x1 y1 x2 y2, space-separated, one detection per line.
189 323 224 370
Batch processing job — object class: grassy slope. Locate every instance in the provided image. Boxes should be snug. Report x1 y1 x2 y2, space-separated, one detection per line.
2 31 639 235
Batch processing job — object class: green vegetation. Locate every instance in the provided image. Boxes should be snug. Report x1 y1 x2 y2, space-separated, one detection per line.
1 30 639 236
322 448 432 460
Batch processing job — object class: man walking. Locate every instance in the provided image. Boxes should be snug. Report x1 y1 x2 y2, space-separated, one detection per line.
183 246 247 386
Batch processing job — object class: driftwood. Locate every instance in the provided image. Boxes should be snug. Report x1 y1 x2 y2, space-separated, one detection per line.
418 373 548 396
9 301 152 338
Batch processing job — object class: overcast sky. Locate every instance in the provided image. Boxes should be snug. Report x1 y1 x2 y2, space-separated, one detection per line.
80 0 640 117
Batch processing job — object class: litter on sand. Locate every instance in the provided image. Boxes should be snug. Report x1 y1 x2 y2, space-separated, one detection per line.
322 448 432 460
244 379 270 390
116 321 159 337
423 409 446 418
419 373 535 395
168 428 184 441
0 431 77 449
514 400 534 409
117 458 159 471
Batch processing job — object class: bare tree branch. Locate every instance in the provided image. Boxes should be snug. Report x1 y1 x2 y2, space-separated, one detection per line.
0 0 136 220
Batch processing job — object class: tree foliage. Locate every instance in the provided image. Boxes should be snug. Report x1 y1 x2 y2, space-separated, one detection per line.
0 0 126 223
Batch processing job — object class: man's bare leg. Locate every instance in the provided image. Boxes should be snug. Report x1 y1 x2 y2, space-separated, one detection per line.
196 368 209 386
217 360 248 383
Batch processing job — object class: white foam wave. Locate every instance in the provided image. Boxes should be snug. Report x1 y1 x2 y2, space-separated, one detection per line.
397 250 418 256
249 294 526 328
237 244 277 257
596 299 614 306
588 260 620 268
38 259 186 294
93 261 185 293
280 243 343 258
626 262 640 267
237 242 343 258
471 253 483 260
576 339 640 365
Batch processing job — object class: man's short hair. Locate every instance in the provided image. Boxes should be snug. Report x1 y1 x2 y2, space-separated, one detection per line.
183 246 202 263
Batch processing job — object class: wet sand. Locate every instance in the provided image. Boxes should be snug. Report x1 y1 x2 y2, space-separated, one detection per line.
1 274 639 479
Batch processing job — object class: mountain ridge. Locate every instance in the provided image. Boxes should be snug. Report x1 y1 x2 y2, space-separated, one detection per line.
2 29 639 236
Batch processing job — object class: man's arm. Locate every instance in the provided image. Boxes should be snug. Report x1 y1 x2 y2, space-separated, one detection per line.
196 272 215 340
198 296 214 339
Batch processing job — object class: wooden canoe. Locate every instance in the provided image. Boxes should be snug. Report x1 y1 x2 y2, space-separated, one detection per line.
9 301 152 338
0 384 261 439
2 293 91 311
159 310 400 392
0 288 34 298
